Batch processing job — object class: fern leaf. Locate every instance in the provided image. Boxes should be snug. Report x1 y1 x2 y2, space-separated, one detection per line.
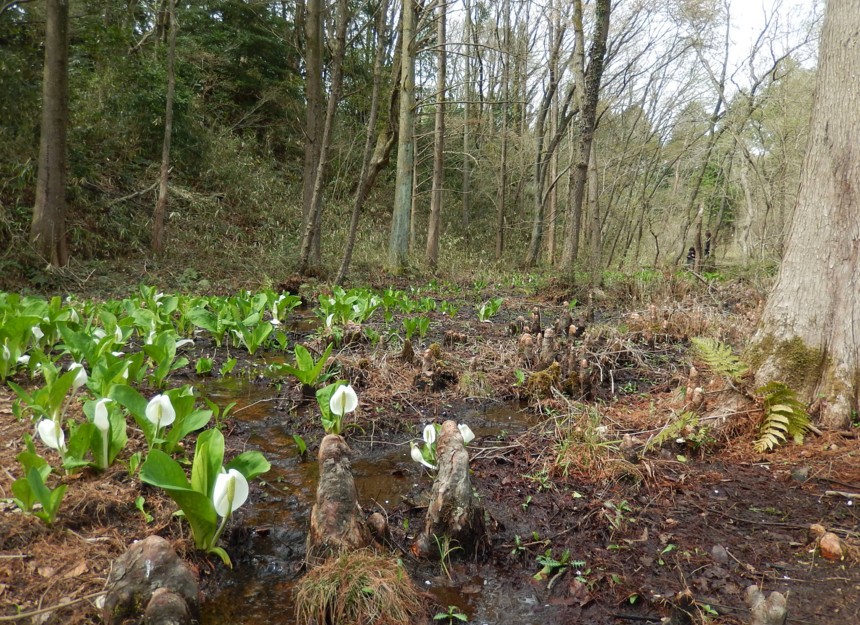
691 337 748 381
754 382 810 453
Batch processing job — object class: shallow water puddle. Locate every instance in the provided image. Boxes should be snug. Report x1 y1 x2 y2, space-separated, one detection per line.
201 378 540 624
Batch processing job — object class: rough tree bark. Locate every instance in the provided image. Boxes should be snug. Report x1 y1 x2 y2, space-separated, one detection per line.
152 0 177 255
561 0 610 269
30 0 70 267
749 0 860 429
307 435 370 561
415 420 487 558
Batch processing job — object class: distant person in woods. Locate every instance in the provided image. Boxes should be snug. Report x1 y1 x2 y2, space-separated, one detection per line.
704 230 712 258
686 247 696 266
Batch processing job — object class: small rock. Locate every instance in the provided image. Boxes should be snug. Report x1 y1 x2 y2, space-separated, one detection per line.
710 544 729 564
790 466 809 482
819 532 844 560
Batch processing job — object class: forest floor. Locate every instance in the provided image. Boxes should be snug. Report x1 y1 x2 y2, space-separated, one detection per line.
1 271 859 625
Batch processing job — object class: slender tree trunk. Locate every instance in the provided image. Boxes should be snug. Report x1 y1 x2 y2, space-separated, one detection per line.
561 0 610 270
426 0 446 269
545 0 560 265
388 0 416 272
301 0 324 265
494 0 511 261
30 0 70 267
462 0 472 234
298 0 350 273
750 0 860 429
335 0 392 285
152 0 177 255
587 142 601 286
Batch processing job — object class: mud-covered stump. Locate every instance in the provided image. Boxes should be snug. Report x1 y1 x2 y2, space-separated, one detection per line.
306 434 370 562
415 420 487 558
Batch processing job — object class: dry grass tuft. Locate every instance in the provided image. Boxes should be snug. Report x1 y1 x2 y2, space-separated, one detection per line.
294 550 423 625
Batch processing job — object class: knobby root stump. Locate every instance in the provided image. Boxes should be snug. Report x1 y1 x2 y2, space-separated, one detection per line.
102 535 199 625
746 586 788 625
306 434 370 562
415 420 487 558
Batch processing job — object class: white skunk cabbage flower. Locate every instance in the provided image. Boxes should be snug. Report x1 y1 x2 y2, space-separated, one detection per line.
423 424 436 445
330 384 358 416
410 441 437 471
458 423 475 445
38 419 65 452
145 394 176 428
213 468 249 517
94 398 112 433
69 362 88 391
32 326 44 341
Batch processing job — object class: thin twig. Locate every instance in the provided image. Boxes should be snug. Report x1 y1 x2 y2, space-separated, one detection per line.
0 591 105 621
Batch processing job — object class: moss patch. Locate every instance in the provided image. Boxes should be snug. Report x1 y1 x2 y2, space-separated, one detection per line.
745 334 825 396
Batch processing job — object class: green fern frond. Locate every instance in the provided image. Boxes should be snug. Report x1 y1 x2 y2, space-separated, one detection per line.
754 382 810 453
691 337 748 381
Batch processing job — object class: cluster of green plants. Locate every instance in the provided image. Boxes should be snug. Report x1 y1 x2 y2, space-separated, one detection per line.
0 289 314 564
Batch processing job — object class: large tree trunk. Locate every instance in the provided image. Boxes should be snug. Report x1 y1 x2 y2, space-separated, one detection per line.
494 0 510 261
152 0 177 255
461 0 472 234
425 0 446 270
30 0 70 267
749 0 860 429
388 0 416 272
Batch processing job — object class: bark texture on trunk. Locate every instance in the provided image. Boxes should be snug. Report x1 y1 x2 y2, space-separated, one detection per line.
152 0 177 255
749 0 860 429
30 0 70 267
307 435 370 562
415 420 487 558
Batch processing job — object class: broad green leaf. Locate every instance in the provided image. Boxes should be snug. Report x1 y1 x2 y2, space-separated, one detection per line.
226 451 271 481
191 429 225 498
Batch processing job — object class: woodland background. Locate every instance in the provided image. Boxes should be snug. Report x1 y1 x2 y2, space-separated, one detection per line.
0 0 821 286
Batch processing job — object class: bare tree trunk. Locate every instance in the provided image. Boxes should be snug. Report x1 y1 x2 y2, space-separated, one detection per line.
335 0 393 285
750 0 860 429
545 0 560 265
300 0 324 265
30 0 70 267
561 0 610 270
388 0 416 272
494 0 511 261
462 0 472 234
587 142 601 286
152 0 177 256
426 0 446 269
298 0 350 274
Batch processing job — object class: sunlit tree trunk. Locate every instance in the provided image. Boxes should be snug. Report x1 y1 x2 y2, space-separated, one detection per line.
426 0 446 269
388 0 416 272
31 0 70 267
750 0 860 429
152 0 177 255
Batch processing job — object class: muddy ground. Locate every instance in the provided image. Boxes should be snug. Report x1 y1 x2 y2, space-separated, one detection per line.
1 276 859 624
